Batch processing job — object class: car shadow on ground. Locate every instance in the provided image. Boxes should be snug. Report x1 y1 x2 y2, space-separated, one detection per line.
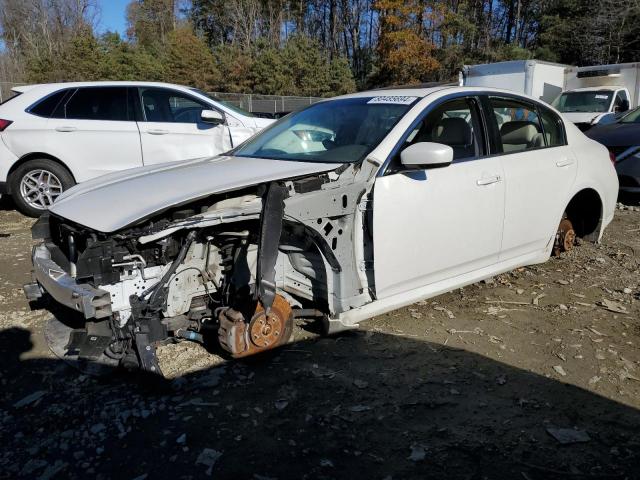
619 192 640 207
1 324 639 480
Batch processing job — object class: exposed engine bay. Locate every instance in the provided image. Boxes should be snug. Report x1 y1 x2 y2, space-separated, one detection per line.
26 162 378 375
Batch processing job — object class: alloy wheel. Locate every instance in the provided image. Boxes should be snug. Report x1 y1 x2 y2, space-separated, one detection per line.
19 169 64 210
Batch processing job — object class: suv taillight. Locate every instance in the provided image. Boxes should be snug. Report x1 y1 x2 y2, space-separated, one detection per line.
0 119 12 131
609 150 617 165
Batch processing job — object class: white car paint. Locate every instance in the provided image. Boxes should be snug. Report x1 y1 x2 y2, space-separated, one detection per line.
0 81 273 213
27 86 619 368
50 155 338 232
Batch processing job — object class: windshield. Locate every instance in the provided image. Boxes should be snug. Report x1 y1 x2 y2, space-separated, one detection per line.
190 88 255 117
552 91 613 113
233 96 418 163
620 107 640 124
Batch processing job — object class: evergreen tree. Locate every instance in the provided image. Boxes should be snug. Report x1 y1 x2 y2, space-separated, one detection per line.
164 27 219 90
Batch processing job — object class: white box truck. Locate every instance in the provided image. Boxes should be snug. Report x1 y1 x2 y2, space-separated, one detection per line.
553 63 640 130
460 60 568 103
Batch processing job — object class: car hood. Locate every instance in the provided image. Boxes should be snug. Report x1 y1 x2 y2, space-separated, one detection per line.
561 112 606 125
585 123 640 146
252 117 276 128
50 155 338 233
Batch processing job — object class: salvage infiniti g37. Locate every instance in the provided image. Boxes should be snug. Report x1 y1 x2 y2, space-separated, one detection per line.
24 87 618 374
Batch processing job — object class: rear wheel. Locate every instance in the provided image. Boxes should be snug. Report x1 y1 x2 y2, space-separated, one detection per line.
553 217 576 256
9 159 75 217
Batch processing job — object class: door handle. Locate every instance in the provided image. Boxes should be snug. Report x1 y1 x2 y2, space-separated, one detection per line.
55 126 77 132
146 129 169 135
556 158 574 167
476 175 501 186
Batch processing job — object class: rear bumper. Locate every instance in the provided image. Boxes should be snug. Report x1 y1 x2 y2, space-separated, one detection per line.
0 136 18 185
25 243 112 319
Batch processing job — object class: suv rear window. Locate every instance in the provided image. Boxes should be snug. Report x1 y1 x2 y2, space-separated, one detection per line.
64 87 130 121
28 90 69 117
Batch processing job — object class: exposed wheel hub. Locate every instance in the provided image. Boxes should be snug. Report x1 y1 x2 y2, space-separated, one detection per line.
554 218 576 256
218 294 293 358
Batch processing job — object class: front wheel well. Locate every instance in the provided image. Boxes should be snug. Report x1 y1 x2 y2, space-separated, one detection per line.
564 188 603 242
7 153 75 192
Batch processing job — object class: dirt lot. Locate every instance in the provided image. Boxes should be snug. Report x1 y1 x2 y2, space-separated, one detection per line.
1 195 639 480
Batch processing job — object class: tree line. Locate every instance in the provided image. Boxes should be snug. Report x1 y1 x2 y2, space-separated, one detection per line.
1 0 640 97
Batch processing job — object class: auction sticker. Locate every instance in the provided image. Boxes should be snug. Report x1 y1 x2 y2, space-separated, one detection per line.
367 96 418 105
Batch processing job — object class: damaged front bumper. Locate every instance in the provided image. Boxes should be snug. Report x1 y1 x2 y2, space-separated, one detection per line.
24 243 112 319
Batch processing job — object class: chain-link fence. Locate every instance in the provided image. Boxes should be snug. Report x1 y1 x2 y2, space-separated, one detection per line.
207 92 322 115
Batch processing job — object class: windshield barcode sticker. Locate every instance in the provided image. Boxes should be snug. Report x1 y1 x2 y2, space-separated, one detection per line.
367 96 418 105
595 95 609 99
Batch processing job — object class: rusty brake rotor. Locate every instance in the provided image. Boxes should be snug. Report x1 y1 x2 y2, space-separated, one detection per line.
554 218 576 256
218 294 293 358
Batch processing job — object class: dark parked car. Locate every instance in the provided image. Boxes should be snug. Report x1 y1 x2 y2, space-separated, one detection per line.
586 107 640 193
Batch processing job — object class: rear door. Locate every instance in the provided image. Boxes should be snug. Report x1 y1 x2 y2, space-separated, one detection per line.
137 87 232 165
483 95 577 260
45 86 143 182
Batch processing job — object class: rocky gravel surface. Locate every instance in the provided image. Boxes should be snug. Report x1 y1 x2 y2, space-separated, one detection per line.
1 196 639 479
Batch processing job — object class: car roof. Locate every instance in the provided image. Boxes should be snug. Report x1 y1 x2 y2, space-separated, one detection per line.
14 81 197 93
565 87 624 93
332 85 553 102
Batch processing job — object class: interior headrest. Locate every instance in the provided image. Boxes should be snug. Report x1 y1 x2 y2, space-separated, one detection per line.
500 121 539 145
434 117 472 146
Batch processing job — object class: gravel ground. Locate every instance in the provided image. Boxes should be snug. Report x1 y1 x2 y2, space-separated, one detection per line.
1 195 639 480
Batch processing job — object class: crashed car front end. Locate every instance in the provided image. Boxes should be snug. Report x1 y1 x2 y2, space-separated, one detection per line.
24 163 378 374
24 94 421 375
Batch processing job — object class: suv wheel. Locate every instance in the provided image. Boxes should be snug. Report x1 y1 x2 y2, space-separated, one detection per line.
9 159 75 217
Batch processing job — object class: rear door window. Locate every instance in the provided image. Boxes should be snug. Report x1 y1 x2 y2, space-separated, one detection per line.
539 107 566 147
64 87 130 121
488 97 545 153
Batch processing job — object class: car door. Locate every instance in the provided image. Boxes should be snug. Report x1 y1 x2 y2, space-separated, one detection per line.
45 86 143 182
137 87 232 165
484 95 577 260
373 96 505 299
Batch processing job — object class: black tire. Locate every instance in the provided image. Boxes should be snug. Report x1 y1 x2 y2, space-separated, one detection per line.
9 159 75 217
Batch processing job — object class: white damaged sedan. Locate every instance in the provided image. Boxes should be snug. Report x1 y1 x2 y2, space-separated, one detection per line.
25 86 618 373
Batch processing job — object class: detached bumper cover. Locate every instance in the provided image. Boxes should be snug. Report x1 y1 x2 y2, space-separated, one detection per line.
26 243 112 319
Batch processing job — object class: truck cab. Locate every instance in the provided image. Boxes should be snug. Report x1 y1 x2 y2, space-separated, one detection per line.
552 87 631 131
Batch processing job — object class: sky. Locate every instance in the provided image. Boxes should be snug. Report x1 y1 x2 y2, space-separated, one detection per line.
95 0 130 37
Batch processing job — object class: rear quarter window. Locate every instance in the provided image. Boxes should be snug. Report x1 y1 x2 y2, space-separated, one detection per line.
27 90 70 117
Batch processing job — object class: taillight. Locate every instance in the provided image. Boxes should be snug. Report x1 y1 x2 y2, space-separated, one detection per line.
609 150 617 165
0 119 12 131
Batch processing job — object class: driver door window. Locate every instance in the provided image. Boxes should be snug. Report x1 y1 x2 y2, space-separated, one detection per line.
137 88 232 165
614 91 629 112
400 97 485 165
140 88 213 124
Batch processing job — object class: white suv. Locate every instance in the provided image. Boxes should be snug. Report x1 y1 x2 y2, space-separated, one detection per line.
0 81 273 216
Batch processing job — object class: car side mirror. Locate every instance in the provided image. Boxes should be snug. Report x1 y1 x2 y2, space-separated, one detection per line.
400 142 454 169
201 109 225 125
